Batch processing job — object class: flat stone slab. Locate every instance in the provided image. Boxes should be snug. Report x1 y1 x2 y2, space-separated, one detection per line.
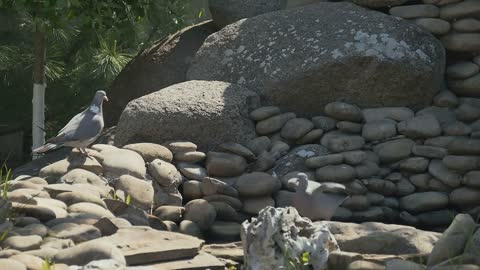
202 242 243 262
139 252 224 270
98 226 204 265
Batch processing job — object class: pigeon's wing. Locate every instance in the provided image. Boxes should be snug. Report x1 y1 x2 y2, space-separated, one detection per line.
48 110 104 144
57 108 88 136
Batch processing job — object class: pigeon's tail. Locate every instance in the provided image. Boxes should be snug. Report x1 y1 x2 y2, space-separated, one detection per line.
32 143 59 153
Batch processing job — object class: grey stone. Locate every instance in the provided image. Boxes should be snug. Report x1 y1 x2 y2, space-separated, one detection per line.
397 115 441 138
174 151 206 163
281 118 314 140
324 102 363 123
187 2 445 115
123 143 173 163
54 240 125 266
425 136 456 148
209 221 240 241
115 81 260 151
455 103 480 122
443 121 472 136
364 178 396 196
256 113 296 135
201 177 238 197
414 18 451 35
336 121 362 134
397 157 429 173
60 168 107 187
1 235 42 251
366 192 384 205
449 74 480 97
448 138 480 155
352 207 385 223
115 175 154 210
100 148 146 179
423 0 462 5
416 107 456 126
183 199 216 230
373 139 415 163
449 187 480 207
412 145 447 159
235 172 281 197
316 164 356 183
416 209 455 227
362 107 414 122
395 178 416 196
209 202 238 222
446 61 479 79
177 162 206 181
164 141 197 154
305 154 343 168
342 151 367 166
0 259 26 270
250 106 281 121
347 0 407 8
182 180 203 201
433 90 459 107
331 207 353 222
443 155 480 171
68 202 114 218
428 178 452 192
246 136 271 156
242 196 275 215
409 174 430 190
179 220 203 238
453 18 480 34
321 131 365 153
383 197 399 209
296 129 324 145
342 195 369 211
399 192 449 213
49 223 101 243
389 4 439 19
219 142 256 161
427 214 477 266
346 180 368 195
441 33 480 52
362 119 397 141
206 152 247 177
439 0 480 20
463 171 480 188
429 159 462 187
153 206 184 223
203 194 242 210
311 116 337 131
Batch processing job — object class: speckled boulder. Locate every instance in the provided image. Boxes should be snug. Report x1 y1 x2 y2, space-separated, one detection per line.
115 81 260 151
187 2 445 115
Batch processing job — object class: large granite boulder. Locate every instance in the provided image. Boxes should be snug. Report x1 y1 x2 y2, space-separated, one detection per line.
104 21 217 126
187 2 445 115
115 81 260 151
209 0 326 29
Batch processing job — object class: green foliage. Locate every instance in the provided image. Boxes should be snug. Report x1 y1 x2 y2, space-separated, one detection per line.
0 0 196 153
42 256 54 270
0 163 11 200
125 194 131 205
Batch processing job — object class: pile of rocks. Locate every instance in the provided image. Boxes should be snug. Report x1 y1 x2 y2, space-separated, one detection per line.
388 0 480 98
335 213 480 270
247 94 480 229
2 143 231 269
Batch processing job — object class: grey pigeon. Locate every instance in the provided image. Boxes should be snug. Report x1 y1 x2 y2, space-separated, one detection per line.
292 173 349 221
33 90 108 156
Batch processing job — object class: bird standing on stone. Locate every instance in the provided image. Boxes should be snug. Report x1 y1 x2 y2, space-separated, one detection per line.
292 173 349 221
32 90 108 156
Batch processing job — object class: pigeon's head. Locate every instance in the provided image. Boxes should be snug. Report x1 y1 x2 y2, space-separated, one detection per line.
93 90 109 105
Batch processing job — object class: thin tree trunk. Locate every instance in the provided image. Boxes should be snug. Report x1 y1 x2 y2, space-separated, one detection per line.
32 31 46 160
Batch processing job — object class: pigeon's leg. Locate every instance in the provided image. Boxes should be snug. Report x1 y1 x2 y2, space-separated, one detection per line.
81 147 94 159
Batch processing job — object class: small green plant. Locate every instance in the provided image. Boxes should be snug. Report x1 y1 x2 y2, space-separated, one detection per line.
0 163 11 200
125 194 131 205
42 256 54 270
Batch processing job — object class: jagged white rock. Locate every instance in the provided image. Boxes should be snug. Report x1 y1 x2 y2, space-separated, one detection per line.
241 206 339 270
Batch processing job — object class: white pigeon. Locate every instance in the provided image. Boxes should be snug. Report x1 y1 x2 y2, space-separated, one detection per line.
33 90 108 156
292 173 349 221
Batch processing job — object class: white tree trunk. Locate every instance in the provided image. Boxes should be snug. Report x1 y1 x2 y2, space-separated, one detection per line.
32 31 46 160
32 83 46 159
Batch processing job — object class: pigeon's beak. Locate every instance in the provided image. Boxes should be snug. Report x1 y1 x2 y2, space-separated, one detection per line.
104 96 109 102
